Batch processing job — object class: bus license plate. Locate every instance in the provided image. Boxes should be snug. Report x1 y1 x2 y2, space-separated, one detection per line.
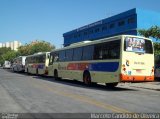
136 69 142 73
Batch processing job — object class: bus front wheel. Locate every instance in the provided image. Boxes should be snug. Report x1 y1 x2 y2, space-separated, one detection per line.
83 72 91 85
105 83 118 88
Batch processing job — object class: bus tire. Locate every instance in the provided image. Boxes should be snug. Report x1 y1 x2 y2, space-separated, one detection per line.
54 70 59 80
36 68 38 75
83 71 91 85
105 83 118 88
27 68 29 74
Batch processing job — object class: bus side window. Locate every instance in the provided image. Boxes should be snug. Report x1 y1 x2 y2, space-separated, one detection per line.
102 48 109 59
109 48 119 59
82 45 94 60
47 54 50 59
108 40 120 59
66 49 73 61
73 47 83 61
54 56 59 62
94 44 103 59
49 55 53 65
94 42 109 60
53 53 59 62
42 55 45 63
59 51 66 62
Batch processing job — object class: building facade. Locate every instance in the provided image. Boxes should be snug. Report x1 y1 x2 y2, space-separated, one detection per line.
63 8 160 46
0 41 22 51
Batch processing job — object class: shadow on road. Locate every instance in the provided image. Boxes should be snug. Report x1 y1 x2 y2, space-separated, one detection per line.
5 69 138 91
155 78 160 82
32 75 138 92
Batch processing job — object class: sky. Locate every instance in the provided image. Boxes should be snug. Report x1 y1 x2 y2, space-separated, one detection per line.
0 0 160 48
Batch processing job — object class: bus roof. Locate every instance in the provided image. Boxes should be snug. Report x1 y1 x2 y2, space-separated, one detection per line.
13 56 26 60
51 35 152 53
26 52 50 58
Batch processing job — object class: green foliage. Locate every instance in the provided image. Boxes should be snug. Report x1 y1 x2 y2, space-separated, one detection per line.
0 47 11 56
0 40 55 65
18 40 55 56
138 26 160 40
17 45 30 56
0 48 19 65
154 42 160 56
2 51 19 61
0 47 12 65
138 25 160 56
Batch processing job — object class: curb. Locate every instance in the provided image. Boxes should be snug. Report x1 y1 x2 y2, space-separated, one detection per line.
130 85 160 91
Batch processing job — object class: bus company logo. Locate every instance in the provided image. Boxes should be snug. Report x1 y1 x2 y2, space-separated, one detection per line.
134 61 145 65
126 60 130 66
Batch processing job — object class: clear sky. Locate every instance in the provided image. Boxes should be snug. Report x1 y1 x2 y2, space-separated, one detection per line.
0 0 160 48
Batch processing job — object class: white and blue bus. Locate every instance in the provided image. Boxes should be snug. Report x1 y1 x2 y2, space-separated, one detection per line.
48 35 154 87
12 56 26 72
25 52 50 75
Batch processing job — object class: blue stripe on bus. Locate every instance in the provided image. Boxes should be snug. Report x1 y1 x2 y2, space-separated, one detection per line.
38 64 44 69
89 62 119 72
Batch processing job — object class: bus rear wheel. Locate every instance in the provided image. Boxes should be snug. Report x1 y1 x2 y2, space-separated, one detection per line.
36 68 39 75
13 68 15 72
27 68 29 74
83 72 91 85
105 83 118 88
54 70 59 80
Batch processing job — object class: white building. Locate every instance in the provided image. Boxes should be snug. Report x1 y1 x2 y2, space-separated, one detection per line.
0 43 2 48
5 42 10 48
2 43 5 47
10 42 14 50
0 41 22 51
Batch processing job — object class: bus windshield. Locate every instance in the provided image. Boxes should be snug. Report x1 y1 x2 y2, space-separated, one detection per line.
124 37 153 54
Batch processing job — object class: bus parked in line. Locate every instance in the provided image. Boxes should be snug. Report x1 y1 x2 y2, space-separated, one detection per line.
155 55 160 79
25 52 50 75
12 56 26 72
48 35 154 87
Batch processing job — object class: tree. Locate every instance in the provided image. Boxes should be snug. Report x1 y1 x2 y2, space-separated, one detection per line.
17 44 31 56
0 40 55 65
0 47 11 56
0 47 12 65
138 25 160 56
29 41 55 55
2 50 19 62
138 26 160 40
154 43 160 55
18 40 55 56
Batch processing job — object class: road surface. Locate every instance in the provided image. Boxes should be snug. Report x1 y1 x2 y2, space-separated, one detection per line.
0 68 159 118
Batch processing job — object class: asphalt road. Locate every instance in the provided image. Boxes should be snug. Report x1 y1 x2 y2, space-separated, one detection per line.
0 68 160 117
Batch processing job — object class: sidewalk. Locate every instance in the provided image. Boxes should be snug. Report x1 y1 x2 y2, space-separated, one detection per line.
119 81 160 91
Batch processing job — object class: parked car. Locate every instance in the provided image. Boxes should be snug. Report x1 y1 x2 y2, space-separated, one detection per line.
3 61 11 69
